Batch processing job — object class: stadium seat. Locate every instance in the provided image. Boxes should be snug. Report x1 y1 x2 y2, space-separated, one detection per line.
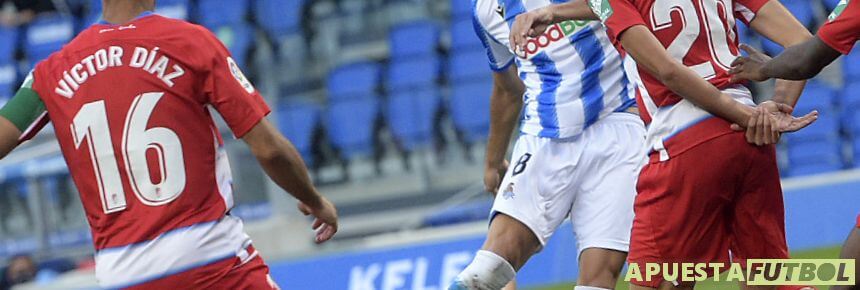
154 0 190 20
781 0 815 28
449 80 492 143
385 89 441 150
0 25 17 64
255 0 305 40
196 0 249 29
760 38 784 56
325 97 380 159
277 100 322 165
785 113 840 143
449 49 493 81
734 21 757 52
423 199 493 227
385 57 439 91
24 14 74 67
450 17 484 52
327 61 382 100
843 50 860 81
0 64 16 100
389 21 440 59
212 23 254 69
450 0 473 20
786 139 843 176
793 81 837 113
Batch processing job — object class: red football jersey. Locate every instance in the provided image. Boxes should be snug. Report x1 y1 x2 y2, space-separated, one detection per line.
818 0 860 55
25 13 270 288
589 0 768 159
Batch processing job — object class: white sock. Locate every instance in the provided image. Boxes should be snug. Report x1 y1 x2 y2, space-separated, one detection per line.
453 250 516 290
574 287 611 290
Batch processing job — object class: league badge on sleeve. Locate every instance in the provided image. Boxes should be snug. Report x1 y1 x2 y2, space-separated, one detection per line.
227 57 255 94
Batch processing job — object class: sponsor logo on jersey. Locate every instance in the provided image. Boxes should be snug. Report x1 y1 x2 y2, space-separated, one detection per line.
517 20 591 59
829 0 850 21
227 57 254 94
495 5 505 18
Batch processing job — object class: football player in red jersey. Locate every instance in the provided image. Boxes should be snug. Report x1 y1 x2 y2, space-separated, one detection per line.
510 0 820 290
729 1 860 288
0 0 338 289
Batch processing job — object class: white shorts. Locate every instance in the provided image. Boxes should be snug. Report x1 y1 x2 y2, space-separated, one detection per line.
491 113 646 254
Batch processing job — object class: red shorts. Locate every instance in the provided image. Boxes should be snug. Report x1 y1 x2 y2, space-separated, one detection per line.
127 246 278 290
628 132 789 288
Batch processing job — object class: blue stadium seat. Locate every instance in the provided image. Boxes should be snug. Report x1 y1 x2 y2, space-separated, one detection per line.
385 57 439 91
449 49 492 81
450 18 483 52
277 100 321 165
450 0 473 20
154 0 190 20
326 97 380 159
785 113 840 143
0 25 17 64
25 14 74 67
844 50 860 81
793 81 837 113
389 21 440 59
842 81 860 109
734 21 757 51
212 23 254 69
0 63 16 100
781 0 815 27
760 38 784 56
255 0 305 40
786 139 843 176
327 61 382 100
449 80 492 142
386 89 441 150
197 0 249 28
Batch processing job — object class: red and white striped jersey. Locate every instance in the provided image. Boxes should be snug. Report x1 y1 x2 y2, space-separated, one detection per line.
589 0 769 159
23 12 270 288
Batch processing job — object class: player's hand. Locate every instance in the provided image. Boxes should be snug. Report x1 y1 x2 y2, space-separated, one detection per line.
298 197 338 244
510 7 554 57
484 160 509 195
731 101 819 145
729 44 772 82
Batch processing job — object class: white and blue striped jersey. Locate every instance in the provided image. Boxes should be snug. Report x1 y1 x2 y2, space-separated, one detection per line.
473 0 637 138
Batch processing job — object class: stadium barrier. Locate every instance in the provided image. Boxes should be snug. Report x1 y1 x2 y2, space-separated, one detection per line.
269 171 860 289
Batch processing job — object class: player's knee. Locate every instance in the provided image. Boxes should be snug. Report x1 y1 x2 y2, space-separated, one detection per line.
449 250 515 290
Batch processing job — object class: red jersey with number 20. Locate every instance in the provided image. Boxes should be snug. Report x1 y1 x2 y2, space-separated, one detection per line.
589 0 768 160
25 13 270 288
818 0 860 54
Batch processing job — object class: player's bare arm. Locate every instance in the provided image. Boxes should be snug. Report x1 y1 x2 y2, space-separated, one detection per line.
509 0 597 53
484 65 524 194
243 118 338 244
731 38 841 82
617 26 817 139
0 117 20 158
746 0 812 106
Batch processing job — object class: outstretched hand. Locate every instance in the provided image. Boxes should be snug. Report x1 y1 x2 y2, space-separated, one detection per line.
509 7 554 57
729 44 773 83
731 101 819 145
298 197 339 244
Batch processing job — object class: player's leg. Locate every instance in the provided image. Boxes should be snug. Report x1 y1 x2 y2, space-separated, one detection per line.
570 113 644 290
627 132 745 290
832 218 860 290
728 139 788 290
451 135 580 290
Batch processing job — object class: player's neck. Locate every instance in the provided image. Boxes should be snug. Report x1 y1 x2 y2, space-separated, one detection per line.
101 3 152 25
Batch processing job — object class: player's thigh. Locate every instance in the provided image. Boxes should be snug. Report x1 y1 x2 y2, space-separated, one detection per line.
730 142 789 262
488 135 580 257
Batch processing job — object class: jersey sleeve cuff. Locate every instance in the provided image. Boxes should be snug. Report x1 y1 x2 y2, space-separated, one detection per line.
817 32 853 55
230 108 272 139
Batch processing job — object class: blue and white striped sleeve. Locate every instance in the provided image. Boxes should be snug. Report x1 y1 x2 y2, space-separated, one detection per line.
471 14 515 71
